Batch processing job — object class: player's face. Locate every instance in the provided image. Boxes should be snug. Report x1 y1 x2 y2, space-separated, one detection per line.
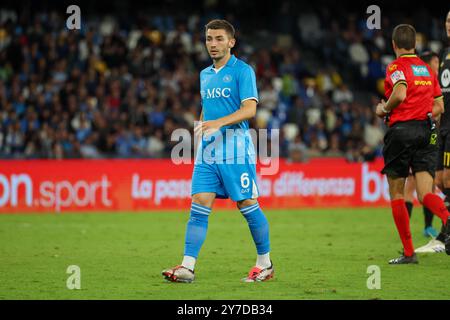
205 29 235 61
430 56 439 75
446 12 450 38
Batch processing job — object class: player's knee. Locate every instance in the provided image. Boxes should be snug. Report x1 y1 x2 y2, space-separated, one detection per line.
404 193 414 203
389 187 405 201
191 194 213 208
237 199 257 210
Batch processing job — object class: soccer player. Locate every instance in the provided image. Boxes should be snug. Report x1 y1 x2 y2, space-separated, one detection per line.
376 24 450 264
403 52 441 240
414 51 448 252
424 11 450 251
162 20 273 282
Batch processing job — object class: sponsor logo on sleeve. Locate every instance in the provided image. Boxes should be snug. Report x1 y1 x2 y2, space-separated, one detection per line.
390 70 406 84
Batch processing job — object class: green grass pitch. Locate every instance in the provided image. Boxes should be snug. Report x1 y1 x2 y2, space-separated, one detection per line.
1 208 449 300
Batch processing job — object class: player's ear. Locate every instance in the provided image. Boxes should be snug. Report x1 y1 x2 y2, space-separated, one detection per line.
229 38 236 49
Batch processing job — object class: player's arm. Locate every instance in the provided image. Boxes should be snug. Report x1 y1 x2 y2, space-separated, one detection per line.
222 99 257 125
197 71 204 123
376 83 407 117
193 111 204 138
196 100 256 134
214 99 257 126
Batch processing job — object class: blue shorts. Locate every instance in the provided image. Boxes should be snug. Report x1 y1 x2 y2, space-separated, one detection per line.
191 157 259 202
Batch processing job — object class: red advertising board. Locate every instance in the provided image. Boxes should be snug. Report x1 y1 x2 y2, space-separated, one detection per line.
0 158 391 213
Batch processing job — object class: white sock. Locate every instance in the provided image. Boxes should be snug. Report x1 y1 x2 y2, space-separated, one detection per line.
256 253 271 269
181 256 196 271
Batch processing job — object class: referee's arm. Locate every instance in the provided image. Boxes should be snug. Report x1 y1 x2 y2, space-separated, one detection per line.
432 96 444 118
384 82 407 112
376 83 407 117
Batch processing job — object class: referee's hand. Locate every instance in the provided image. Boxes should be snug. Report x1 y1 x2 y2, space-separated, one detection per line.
375 100 388 118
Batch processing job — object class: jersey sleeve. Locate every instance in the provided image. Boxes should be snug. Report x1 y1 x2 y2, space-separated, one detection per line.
386 62 408 89
433 72 443 100
238 65 259 103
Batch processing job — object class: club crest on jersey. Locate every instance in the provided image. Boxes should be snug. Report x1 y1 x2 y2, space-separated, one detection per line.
223 74 233 83
411 65 430 77
442 69 450 88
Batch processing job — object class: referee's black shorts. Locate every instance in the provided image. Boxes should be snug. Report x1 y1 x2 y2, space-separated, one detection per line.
381 120 438 178
437 129 450 171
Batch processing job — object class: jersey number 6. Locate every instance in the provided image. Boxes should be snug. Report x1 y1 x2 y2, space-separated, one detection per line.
240 173 250 189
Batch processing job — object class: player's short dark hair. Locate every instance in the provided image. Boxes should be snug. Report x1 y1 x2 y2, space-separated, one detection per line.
205 19 235 39
392 24 416 50
420 51 439 64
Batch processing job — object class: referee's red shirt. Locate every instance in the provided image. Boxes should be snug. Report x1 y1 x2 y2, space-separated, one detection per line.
384 54 443 126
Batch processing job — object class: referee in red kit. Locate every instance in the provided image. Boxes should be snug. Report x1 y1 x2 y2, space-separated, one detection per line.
376 24 450 264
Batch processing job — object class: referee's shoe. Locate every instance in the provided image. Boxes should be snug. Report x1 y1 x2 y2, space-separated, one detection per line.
389 253 418 264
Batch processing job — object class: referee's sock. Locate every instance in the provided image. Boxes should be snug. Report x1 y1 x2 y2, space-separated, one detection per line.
182 202 212 271
240 202 271 269
422 193 450 226
391 199 414 257
405 201 413 218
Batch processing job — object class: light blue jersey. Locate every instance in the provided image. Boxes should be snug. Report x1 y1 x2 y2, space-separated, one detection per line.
198 54 258 162
192 55 260 201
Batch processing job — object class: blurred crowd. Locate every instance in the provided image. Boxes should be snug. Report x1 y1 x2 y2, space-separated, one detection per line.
0 1 447 161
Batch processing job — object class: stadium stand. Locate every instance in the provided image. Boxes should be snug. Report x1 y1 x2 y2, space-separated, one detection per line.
0 1 447 161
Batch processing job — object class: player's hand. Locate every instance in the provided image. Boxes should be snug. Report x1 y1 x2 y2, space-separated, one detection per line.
194 121 203 139
196 120 223 136
375 100 388 118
